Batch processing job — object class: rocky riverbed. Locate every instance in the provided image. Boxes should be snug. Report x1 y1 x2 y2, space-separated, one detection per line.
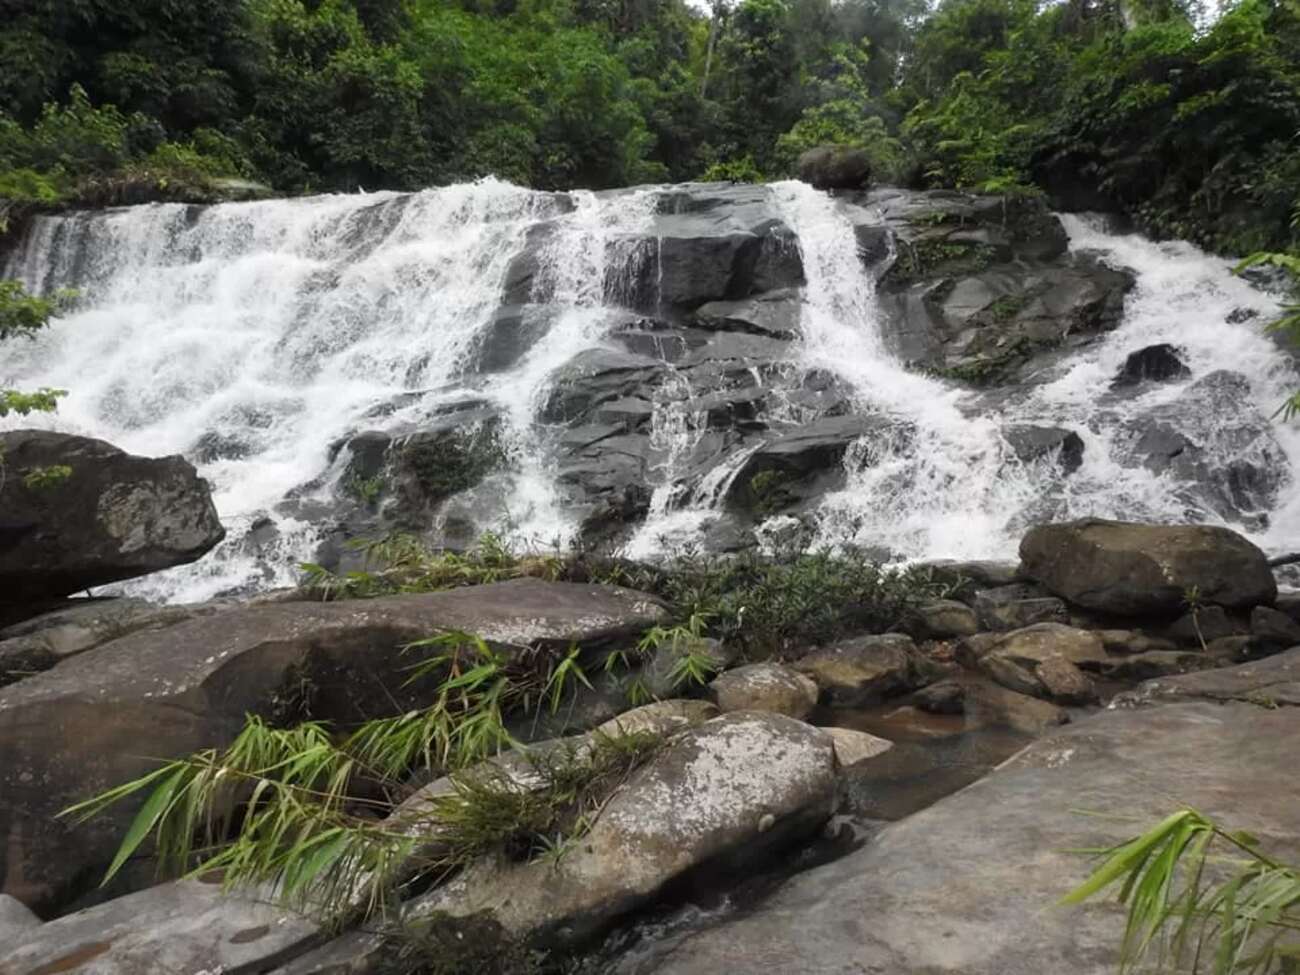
0 428 1298 975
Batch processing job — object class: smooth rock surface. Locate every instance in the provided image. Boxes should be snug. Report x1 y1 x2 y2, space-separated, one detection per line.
0 579 667 913
0 878 319 974
1125 647 1300 707
626 701 1300 975
1020 519 1276 616
823 727 894 769
0 893 40 945
912 599 980 638
988 623 1109 669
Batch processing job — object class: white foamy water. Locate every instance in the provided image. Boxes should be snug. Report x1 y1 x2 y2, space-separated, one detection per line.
2 180 658 599
5 179 1297 599
780 188 1299 560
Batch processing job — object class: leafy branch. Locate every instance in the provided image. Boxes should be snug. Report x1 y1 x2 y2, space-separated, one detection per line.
1062 808 1300 974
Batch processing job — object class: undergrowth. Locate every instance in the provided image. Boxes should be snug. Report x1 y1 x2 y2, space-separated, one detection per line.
63 628 667 924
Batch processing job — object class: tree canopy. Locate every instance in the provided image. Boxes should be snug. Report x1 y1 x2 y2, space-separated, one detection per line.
0 0 1296 254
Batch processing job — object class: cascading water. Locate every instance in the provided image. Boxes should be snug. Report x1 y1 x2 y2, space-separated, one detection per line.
770 184 1300 560
5 178 1298 602
1 180 658 600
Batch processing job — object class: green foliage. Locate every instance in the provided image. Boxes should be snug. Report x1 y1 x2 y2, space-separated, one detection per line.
1062 807 1300 974
637 613 722 692
346 473 385 506
300 532 564 601
776 103 908 183
634 544 945 657
63 626 665 921
22 464 72 491
701 154 766 183
0 278 74 417
1235 250 1300 419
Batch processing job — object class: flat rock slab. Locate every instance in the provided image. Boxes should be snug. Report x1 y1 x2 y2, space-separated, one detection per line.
0 878 319 975
1126 646 1300 707
623 701 1300 975
0 580 666 913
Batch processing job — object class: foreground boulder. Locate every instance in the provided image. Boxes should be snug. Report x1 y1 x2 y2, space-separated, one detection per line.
628 700 1300 975
0 431 225 606
1020 519 1276 617
410 711 837 951
0 579 667 913
0 877 319 973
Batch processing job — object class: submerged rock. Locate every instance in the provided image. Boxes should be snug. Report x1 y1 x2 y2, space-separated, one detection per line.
1020 518 1276 617
0 430 224 609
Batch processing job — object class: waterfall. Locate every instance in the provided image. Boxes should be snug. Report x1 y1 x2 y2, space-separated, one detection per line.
766 186 1300 561
1 180 657 600
4 179 1297 601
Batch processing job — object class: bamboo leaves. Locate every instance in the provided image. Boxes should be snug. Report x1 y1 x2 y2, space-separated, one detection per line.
1062 807 1300 975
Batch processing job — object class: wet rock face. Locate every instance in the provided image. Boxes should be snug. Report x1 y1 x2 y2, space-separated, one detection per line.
1111 343 1190 387
0 430 224 608
1121 371 1289 525
1020 518 1277 617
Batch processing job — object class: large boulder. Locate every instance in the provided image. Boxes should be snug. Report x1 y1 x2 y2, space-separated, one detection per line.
707 662 819 720
409 711 837 950
0 579 667 913
1125 646 1300 707
1019 519 1277 617
626 701 1300 975
0 878 319 973
794 633 934 707
797 147 871 190
0 431 224 605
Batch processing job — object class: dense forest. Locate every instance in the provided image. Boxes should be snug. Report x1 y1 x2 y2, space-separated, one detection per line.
0 0 1297 255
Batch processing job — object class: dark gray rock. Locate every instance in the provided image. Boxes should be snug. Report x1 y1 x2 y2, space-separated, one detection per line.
1020 519 1277 617
0 878 319 974
0 431 224 607
692 289 801 339
1102 649 1211 681
0 580 667 913
1111 343 1190 387
725 414 898 512
1124 371 1289 524
1165 605 1243 646
797 146 871 190
1034 655 1098 704
1252 605 1300 649
973 585 1067 631
913 678 966 714
625 701 1300 975
1003 425 1085 474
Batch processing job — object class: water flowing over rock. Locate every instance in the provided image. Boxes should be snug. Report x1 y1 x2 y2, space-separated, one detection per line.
3 181 1298 600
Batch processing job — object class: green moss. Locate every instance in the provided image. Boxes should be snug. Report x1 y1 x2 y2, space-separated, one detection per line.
404 424 507 504
885 238 996 285
747 468 796 516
